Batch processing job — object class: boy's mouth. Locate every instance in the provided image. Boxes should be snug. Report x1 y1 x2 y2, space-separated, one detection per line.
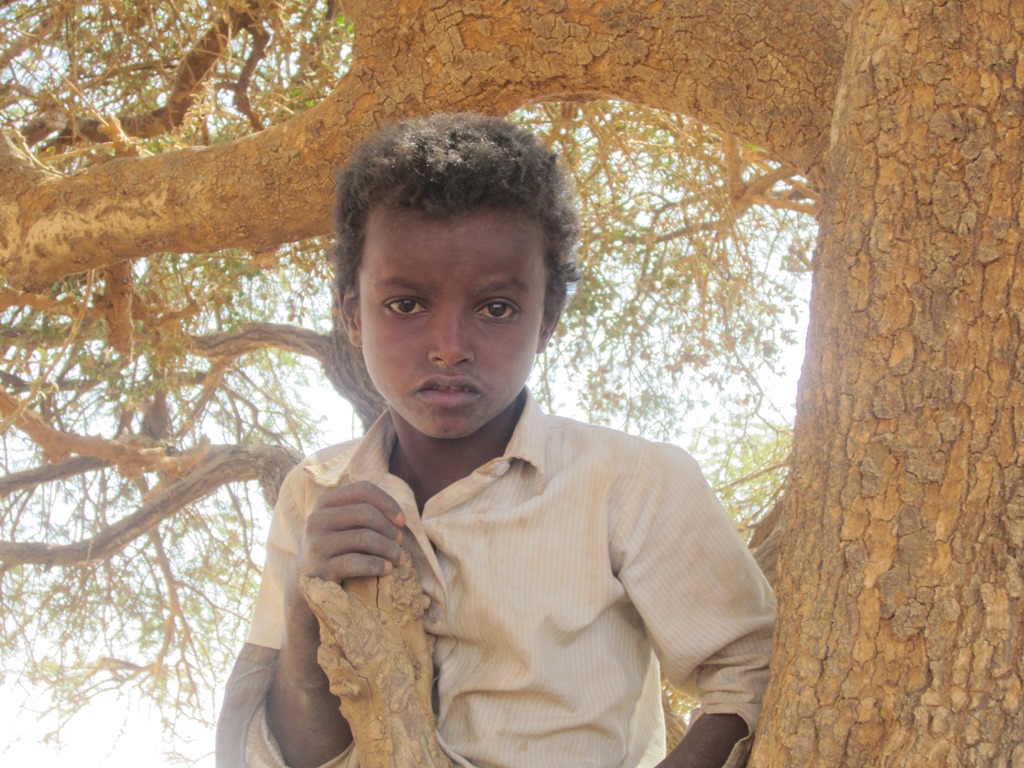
418 377 480 395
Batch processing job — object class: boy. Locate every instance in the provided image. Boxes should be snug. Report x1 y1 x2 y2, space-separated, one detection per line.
217 113 775 768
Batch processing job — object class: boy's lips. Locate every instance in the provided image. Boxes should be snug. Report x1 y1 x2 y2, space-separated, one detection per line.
415 376 482 405
417 376 480 394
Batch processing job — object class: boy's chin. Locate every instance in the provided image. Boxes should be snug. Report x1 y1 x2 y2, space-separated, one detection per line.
390 400 519 443
403 417 490 442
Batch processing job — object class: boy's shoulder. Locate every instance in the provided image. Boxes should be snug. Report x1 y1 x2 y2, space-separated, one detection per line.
276 435 365 497
541 409 701 477
302 435 364 468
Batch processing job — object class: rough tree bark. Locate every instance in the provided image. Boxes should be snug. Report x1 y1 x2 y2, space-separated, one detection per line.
0 0 849 290
751 1 1024 765
301 560 452 768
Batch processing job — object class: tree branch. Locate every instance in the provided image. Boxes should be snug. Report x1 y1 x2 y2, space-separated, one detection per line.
326 289 385 428
35 1 273 149
0 443 299 569
301 563 451 768
190 322 333 362
95 261 135 356
0 0 851 291
190 319 385 428
749 194 818 217
230 19 271 131
0 285 103 319
0 455 113 496
0 387 204 471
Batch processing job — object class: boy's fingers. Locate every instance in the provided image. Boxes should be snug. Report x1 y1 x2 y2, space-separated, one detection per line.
307 502 403 543
324 552 398 583
316 480 406 528
308 528 405 571
298 481 410 583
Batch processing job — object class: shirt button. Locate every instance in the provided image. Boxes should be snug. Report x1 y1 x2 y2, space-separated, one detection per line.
493 461 510 477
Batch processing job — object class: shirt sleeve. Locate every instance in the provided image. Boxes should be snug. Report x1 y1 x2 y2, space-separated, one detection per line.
246 466 309 650
217 643 279 768
217 462 337 767
609 440 776 735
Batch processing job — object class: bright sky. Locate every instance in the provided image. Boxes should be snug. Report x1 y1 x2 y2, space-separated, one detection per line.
1 684 216 767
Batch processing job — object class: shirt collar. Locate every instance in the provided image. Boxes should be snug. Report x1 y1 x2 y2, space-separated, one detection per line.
304 389 549 492
503 389 548 491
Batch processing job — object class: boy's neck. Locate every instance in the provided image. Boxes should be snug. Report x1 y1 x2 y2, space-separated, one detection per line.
387 392 526 510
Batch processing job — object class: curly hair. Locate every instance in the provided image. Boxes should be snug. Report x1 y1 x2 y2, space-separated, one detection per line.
330 113 580 319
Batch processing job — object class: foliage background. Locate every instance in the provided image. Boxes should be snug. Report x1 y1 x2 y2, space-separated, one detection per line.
0 2 815 762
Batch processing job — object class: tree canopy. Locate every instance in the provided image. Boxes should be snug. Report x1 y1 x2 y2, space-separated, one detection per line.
6 1 1023 766
0 0 815 752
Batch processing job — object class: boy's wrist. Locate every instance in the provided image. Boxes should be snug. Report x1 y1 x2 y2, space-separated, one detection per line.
661 712 749 768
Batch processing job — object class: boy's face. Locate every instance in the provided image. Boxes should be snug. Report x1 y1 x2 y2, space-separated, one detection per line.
341 205 557 443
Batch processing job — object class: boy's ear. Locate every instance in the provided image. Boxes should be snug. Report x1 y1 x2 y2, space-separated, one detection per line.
339 289 362 347
536 307 562 354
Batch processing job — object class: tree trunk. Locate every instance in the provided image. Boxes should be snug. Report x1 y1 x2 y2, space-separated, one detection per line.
752 1 1024 765
300 561 452 768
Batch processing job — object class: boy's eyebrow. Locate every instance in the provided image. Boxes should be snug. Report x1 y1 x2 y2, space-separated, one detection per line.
371 276 424 292
371 275 536 295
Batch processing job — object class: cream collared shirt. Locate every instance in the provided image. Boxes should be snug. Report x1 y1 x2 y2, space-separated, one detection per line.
217 393 775 768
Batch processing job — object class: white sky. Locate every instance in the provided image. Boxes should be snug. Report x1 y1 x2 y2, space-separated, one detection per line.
1 684 216 767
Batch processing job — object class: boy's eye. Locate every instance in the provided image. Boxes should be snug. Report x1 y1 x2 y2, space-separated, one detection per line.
479 301 515 319
386 298 425 315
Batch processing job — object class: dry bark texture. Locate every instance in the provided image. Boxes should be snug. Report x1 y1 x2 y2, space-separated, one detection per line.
300 561 452 768
0 0 849 291
752 1 1024 765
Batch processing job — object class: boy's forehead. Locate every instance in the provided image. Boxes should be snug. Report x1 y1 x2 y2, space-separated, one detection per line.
357 205 549 288
362 205 544 253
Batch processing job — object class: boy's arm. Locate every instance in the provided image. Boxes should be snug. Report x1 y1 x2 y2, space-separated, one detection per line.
216 636 352 768
266 480 407 767
265 596 353 767
659 713 751 768
611 442 774 766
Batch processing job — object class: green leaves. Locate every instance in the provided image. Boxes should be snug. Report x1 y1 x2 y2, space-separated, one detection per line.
521 102 814 448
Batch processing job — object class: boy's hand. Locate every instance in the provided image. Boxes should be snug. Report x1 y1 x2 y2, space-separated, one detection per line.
288 481 408 626
301 481 407 580
660 713 749 768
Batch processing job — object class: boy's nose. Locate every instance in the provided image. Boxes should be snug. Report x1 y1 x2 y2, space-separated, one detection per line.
429 312 474 367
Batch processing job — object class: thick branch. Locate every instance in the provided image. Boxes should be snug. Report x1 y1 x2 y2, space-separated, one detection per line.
0 443 299 568
301 563 451 768
0 0 850 291
191 322 333 361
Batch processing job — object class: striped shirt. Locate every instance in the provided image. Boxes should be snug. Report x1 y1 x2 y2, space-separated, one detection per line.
217 392 775 767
